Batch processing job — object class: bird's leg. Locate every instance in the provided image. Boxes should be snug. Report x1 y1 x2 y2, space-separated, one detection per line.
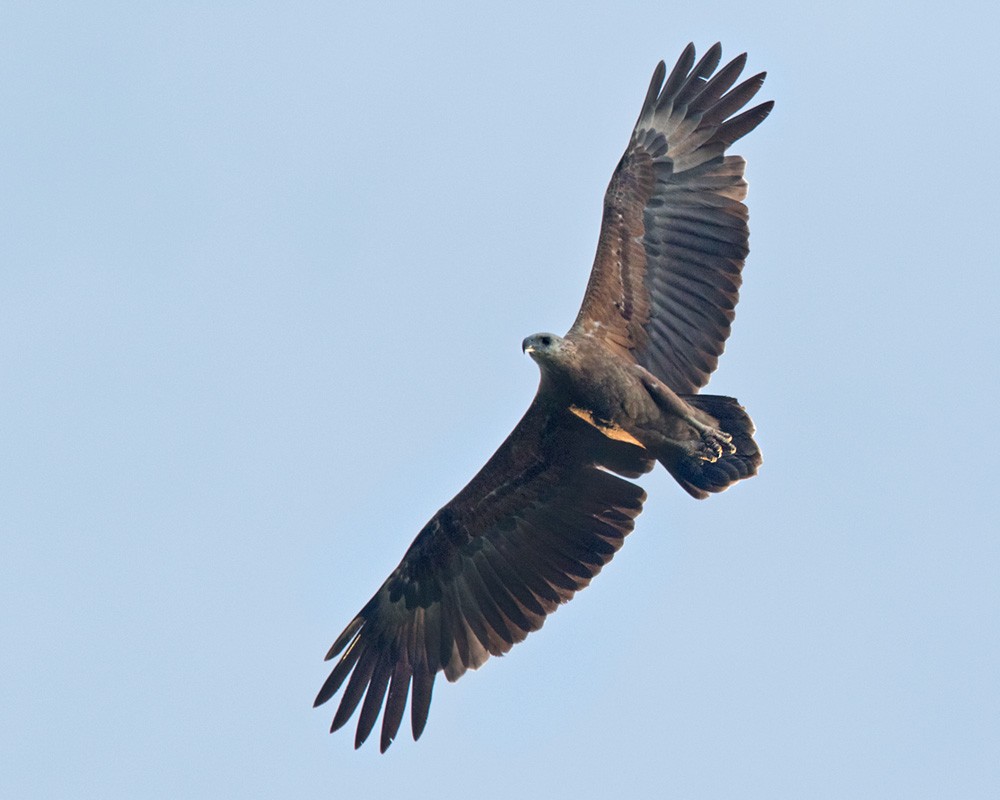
634 365 736 462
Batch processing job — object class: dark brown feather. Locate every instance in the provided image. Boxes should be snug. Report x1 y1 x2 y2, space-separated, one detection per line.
674 43 723 107
355 658 392 748
331 646 377 732
410 666 434 740
690 53 747 112
379 662 410 753
656 44 695 108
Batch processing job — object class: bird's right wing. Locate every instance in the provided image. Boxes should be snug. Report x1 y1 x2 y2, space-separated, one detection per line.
315 395 654 751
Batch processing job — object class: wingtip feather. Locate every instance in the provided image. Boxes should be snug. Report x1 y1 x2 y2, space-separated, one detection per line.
410 667 435 741
325 615 364 661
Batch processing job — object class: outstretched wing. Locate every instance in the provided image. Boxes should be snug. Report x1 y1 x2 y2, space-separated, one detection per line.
315 395 654 751
571 43 773 394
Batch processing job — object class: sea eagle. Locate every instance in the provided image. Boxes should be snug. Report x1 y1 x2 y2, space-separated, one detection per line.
316 42 772 751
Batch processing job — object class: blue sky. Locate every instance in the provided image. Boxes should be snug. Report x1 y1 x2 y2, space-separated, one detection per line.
3 2 998 798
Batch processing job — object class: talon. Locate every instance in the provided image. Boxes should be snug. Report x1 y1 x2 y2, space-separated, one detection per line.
717 430 736 455
696 428 733 462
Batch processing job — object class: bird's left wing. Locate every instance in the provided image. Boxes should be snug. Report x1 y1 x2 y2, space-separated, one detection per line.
570 43 773 393
315 395 653 751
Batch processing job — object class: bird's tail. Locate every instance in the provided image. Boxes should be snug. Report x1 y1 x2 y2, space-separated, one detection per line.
669 395 762 499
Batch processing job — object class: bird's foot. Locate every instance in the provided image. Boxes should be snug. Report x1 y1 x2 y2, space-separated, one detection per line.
693 427 736 462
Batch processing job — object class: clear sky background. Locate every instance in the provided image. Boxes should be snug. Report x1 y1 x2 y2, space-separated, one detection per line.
3 2 998 798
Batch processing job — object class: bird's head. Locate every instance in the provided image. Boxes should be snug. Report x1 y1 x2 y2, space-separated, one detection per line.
521 332 569 364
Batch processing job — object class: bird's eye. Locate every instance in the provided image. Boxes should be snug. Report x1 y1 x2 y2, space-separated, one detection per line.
540 336 551 347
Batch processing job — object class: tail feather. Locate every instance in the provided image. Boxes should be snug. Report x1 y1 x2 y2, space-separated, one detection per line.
671 394 761 499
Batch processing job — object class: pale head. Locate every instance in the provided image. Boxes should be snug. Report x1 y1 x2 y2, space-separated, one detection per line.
521 332 570 363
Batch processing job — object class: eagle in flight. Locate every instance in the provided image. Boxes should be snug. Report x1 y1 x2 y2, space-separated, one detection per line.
316 43 772 751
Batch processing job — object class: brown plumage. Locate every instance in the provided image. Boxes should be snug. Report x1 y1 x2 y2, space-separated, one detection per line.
316 42 772 751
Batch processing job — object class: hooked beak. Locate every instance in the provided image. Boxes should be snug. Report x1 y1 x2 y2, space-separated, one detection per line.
521 337 535 354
